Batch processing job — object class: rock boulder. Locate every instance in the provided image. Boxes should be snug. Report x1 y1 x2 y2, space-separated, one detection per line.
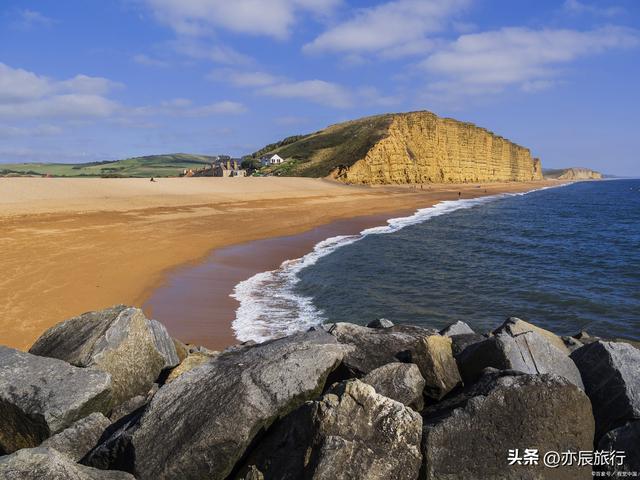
570 341 640 438
456 331 584 389
362 362 425 410
40 412 111 461
84 329 346 479
439 321 474 337
0 346 112 453
239 379 423 480
421 371 594 479
29 306 178 405
494 317 570 354
0 447 134 480
597 421 640 474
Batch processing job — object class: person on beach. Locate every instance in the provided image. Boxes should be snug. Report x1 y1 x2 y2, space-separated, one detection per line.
150 177 156 182
458 191 461 199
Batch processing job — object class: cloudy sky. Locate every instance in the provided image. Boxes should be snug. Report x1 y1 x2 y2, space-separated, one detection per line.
1 0 639 175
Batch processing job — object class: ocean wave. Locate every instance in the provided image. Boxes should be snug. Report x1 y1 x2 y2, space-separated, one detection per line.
231 185 564 343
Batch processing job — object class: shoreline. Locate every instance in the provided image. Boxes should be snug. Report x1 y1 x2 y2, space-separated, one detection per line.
0 177 563 350
142 181 567 350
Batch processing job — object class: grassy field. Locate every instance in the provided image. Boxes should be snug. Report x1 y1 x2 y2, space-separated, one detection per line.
0 154 216 178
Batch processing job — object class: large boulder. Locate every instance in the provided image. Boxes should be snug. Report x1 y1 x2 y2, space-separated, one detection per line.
456 331 584 389
29 306 179 405
416 335 461 400
439 321 474 336
449 333 486 357
494 317 570 354
0 346 112 453
325 323 459 400
597 421 640 474
421 370 595 479
165 351 218 384
84 329 346 479
41 412 111 461
570 341 640 438
0 447 134 480
324 322 436 375
362 362 426 410
239 379 423 480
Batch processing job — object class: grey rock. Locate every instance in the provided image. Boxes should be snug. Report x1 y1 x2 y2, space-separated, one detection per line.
367 318 394 329
0 447 134 479
109 395 147 423
439 321 474 336
362 362 426 411
29 306 178 405
40 412 111 461
570 341 640 438
84 329 346 479
597 421 640 474
421 371 594 480
573 330 600 344
324 322 436 375
244 465 265 480
0 346 112 453
239 379 423 480
456 331 584 389
562 336 584 352
449 333 486 357
494 317 570 354
147 319 180 369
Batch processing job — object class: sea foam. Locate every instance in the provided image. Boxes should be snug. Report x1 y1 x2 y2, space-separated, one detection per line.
231 186 564 343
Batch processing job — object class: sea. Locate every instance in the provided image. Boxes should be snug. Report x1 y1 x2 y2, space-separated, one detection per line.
232 179 640 343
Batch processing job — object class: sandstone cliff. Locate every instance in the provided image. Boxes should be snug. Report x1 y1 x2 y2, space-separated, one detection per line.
544 167 603 180
254 111 543 185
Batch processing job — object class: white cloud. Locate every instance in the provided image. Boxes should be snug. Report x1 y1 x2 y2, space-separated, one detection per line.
132 98 246 117
171 38 254 66
207 69 282 87
145 0 341 39
304 0 469 57
421 26 639 100
0 124 63 138
563 0 624 17
0 63 121 119
258 79 352 108
14 9 55 29
133 54 171 68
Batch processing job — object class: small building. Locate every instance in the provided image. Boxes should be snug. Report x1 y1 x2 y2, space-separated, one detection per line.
213 159 246 177
260 154 285 166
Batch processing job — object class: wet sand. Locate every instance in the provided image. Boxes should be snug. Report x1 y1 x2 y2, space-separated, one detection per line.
0 176 561 350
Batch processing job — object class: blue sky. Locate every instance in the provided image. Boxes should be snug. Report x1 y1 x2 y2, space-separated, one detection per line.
1 0 639 175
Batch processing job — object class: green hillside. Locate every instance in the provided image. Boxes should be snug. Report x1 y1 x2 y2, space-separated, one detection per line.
0 154 217 178
250 114 394 177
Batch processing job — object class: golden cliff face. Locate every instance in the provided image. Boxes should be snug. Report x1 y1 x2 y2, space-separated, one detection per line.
337 112 543 184
556 168 602 180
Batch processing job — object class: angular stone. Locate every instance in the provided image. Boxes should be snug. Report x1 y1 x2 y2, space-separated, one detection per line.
449 333 486 357
494 317 570 354
416 335 462 400
40 412 111 461
29 306 178 405
367 318 394 329
570 341 640 438
109 395 147 423
239 379 423 480
0 447 134 479
84 329 346 479
456 331 584 389
0 346 112 453
172 338 189 362
147 319 180 369
362 362 426 410
243 465 265 480
324 322 437 375
597 421 640 474
421 371 594 480
439 321 474 336
562 336 584 352
165 351 217 384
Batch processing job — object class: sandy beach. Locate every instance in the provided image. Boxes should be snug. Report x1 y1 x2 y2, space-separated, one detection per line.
0 176 560 350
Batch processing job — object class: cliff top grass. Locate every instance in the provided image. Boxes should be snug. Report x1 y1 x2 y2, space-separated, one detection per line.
0 153 216 178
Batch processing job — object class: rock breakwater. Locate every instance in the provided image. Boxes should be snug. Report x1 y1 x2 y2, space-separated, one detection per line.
1 308 639 479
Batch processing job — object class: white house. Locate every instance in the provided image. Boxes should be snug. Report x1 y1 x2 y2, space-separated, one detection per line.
260 154 285 166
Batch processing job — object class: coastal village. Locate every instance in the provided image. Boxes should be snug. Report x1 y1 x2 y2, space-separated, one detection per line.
181 154 286 178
